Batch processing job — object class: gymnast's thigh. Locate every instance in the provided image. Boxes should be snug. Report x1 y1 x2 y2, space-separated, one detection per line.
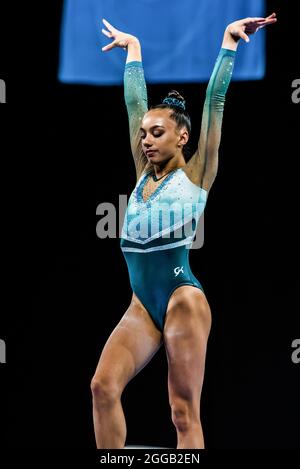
163 286 211 404
92 293 163 390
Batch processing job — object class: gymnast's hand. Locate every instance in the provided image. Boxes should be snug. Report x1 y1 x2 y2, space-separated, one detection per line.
101 19 138 51
226 12 277 43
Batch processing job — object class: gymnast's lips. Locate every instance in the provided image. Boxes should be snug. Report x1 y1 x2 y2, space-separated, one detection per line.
145 150 158 156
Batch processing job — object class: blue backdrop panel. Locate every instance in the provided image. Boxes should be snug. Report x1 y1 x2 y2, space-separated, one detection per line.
59 0 266 85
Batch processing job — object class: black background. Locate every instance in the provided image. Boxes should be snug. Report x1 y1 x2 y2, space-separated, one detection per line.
1 0 299 449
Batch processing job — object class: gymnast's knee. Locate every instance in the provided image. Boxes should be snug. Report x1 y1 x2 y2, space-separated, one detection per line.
170 399 199 433
91 374 121 408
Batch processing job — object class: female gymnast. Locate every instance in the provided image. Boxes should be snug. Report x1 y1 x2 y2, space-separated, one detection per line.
92 12 277 449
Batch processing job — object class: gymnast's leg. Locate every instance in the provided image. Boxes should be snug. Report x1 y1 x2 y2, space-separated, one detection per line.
91 293 163 449
164 286 212 449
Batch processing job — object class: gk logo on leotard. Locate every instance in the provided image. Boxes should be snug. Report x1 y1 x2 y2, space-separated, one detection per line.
174 266 184 277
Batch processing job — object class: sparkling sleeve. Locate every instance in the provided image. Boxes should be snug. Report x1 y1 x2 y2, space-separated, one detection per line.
186 48 236 190
124 61 149 179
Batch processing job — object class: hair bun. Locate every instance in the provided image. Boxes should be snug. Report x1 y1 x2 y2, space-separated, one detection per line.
162 90 186 111
167 90 185 101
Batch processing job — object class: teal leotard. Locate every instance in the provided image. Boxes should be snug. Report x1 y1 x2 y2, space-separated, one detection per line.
121 167 207 330
121 48 235 331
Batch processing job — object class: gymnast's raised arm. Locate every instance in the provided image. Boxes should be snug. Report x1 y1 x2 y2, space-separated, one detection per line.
184 13 277 192
101 19 149 180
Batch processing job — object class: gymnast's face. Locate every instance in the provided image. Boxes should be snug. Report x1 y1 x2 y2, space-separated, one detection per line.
140 109 188 164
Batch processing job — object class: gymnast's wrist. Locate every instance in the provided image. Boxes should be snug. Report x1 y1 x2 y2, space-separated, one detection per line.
222 28 239 51
127 37 140 47
126 38 142 63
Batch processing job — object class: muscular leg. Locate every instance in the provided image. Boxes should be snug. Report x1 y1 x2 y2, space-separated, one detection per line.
164 286 211 449
91 293 162 448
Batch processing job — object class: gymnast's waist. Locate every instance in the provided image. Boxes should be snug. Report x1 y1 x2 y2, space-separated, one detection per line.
120 234 194 253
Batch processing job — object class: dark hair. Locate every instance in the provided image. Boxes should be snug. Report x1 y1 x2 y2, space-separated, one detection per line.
150 90 191 160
